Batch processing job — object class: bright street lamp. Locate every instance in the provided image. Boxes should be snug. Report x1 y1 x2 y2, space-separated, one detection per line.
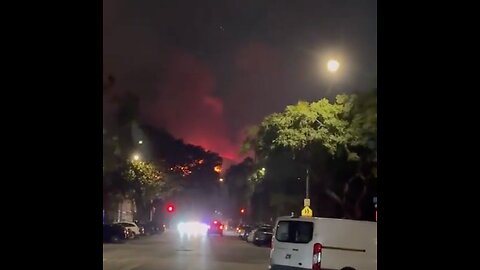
219 178 224 182
327 59 340 73
132 154 141 161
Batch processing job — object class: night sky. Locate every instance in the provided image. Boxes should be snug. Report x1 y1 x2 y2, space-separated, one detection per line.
103 0 377 162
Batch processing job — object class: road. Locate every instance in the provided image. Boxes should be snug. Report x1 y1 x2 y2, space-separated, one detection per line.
103 230 271 270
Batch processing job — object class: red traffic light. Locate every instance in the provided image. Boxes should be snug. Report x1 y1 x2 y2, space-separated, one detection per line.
166 204 175 213
240 208 245 214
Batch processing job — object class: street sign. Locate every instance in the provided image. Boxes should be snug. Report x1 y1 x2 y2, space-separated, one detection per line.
301 206 313 217
304 198 310 207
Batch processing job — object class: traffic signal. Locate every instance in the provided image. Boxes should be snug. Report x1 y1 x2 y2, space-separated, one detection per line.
240 208 245 214
166 203 175 213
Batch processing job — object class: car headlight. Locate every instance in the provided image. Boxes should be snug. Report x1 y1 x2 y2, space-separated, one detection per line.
178 222 208 236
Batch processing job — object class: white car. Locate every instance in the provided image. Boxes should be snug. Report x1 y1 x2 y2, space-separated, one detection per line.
246 228 257 242
270 216 377 270
115 221 141 238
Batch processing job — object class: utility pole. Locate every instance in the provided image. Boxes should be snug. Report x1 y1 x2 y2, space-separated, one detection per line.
306 168 310 199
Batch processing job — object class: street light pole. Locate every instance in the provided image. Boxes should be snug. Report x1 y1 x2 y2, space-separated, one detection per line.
306 168 310 199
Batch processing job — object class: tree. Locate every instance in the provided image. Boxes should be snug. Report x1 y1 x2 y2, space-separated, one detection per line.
103 75 171 222
103 83 141 220
240 126 260 156
103 74 139 180
244 91 377 220
343 89 377 219
224 158 255 221
122 160 168 222
140 125 224 215
255 94 359 157
349 89 377 176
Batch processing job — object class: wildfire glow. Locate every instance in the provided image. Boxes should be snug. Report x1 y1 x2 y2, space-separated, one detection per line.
169 159 207 177
170 165 192 176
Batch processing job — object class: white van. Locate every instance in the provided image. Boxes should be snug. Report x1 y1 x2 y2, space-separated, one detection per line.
270 216 377 270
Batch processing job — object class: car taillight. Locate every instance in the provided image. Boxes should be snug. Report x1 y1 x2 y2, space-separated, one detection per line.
312 243 322 270
219 225 224 230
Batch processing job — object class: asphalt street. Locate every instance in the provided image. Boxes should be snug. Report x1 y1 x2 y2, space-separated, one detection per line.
103 230 271 270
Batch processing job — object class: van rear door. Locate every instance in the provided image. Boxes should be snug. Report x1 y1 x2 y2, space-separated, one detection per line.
272 220 314 269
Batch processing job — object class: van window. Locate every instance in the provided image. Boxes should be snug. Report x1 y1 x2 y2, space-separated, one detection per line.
275 221 313 243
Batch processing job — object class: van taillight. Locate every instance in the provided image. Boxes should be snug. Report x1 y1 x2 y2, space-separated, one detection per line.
312 243 322 270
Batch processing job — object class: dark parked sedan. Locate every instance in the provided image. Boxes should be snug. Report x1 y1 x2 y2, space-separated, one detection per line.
252 227 273 246
103 224 128 243
236 225 252 240
140 222 165 235
241 226 254 240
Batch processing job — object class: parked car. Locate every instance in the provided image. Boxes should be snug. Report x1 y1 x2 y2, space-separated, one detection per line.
238 225 254 240
235 224 248 238
243 226 255 240
207 220 224 236
244 224 273 243
115 221 142 239
142 221 166 235
103 224 128 243
137 224 146 236
270 216 377 270
251 226 273 246
247 225 272 243
246 228 257 242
